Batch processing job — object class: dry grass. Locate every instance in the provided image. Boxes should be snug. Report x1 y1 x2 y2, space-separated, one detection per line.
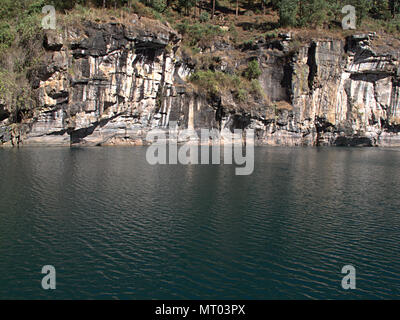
58 4 399 50
59 2 161 29
274 100 293 111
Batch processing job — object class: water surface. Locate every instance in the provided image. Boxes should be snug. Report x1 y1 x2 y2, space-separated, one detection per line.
0 146 400 299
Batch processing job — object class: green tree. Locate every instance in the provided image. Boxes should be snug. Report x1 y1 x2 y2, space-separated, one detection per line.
278 0 299 27
353 0 373 25
370 0 391 19
389 0 400 16
178 0 195 14
298 0 330 27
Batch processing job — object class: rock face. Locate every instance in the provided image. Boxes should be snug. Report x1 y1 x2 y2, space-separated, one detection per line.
0 18 399 147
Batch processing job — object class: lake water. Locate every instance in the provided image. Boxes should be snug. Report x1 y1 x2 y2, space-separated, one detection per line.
1 146 400 299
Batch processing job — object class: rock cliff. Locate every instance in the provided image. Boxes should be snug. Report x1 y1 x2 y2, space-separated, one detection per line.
1 16 399 147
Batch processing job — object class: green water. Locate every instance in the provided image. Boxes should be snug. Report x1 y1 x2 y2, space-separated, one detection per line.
0 146 400 299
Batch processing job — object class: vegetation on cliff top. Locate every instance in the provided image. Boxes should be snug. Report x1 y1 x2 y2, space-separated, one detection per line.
1 1 399 55
0 0 45 122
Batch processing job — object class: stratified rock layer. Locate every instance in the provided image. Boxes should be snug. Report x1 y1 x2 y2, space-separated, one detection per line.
1 18 399 147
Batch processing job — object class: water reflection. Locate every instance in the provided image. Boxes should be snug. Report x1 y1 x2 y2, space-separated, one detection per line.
0 147 400 299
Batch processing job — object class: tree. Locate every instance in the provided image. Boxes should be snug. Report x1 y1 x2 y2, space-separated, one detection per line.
278 0 299 27
236 0 239 17
389 0 400 16
298 0 329 27
352 0 373 25
178 0 195 14
370 0 391 19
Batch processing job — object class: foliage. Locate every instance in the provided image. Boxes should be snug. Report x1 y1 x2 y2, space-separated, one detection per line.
0 68 34 121
199 12 210 23
244 60 261 80
353 0 373 26
143 0 167 13
229 22 238 43
236 88 247 102
0 22 13 52
189 70 229 96
0 0 46 123
278 0 299 27
275 0 398 28
189 68 264 103
176 21 224 47
178 0 196 15
385 14 400 33
298 0 329 27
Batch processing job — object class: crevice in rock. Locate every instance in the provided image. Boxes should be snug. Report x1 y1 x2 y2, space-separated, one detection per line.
281 57 294 103
307 42 317 92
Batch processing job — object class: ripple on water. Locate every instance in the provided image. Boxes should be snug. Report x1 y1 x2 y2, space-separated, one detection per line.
0 147 400 299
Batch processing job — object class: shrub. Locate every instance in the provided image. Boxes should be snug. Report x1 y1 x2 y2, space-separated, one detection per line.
243 39 254 46
16 13 42 45
189 70 221 95
0 22 14 51
386 15 400 33
229 22 238 43
189 69 265 104
148 0 167 13
278 0 299 27
199 12 210 23
250 79 263 96
264 31 278 40
189 70 243 96
0 68 34 122
244 60 261 80
236 88 247 102
129 0 155 18
176 22 224 47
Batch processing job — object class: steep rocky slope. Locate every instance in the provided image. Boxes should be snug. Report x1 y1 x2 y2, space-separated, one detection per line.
1 16 399 147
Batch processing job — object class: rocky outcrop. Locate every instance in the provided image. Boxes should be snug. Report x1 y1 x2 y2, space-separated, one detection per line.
241 33 400 147
0 17 399 147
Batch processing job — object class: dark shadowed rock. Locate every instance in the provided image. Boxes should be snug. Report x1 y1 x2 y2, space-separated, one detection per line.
44 31 63 51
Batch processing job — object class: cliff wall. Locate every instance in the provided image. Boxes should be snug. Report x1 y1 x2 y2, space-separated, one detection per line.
1 16 399 147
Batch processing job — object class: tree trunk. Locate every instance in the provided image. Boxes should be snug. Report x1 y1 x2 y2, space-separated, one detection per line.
299 0 303 18
236 0 239 17
103 0 106 8
212 0 216 19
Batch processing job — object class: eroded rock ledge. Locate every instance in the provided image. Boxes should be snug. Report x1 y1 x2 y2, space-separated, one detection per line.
1 17 399 147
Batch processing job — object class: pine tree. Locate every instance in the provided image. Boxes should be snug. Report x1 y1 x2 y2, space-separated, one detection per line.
278 0 299 27
389 0 400 16
353 0 373 25
370 0 391 19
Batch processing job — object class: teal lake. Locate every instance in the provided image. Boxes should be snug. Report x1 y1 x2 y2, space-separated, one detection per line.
1 147 400 299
